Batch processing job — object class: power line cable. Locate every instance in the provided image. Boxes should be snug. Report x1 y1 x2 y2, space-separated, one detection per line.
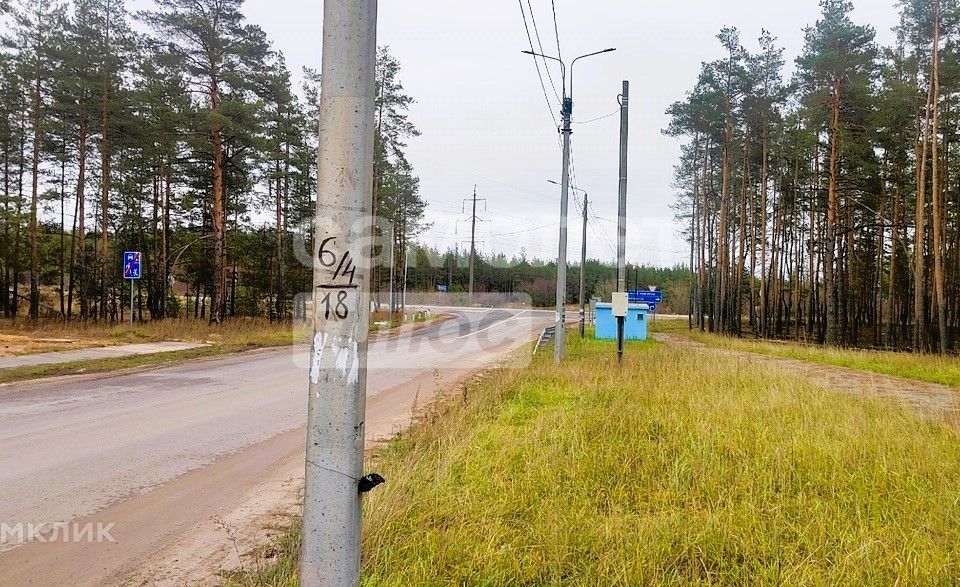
526 0 562 102
493 222 559 236
550 0 563 63
573 108 620 125
517 0 559 127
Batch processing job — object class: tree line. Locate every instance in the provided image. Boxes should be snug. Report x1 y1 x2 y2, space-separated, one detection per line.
0 0 427 324
0 0 692 325
668 0 960 352
404 244 691 312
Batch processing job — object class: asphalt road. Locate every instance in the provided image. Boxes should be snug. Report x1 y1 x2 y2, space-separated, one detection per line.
0 307 548 585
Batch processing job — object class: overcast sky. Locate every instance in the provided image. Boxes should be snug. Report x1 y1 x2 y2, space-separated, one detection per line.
238 0 900 267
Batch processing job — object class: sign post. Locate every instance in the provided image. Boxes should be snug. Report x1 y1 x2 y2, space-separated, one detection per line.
123 251 141 326
612 291 628 363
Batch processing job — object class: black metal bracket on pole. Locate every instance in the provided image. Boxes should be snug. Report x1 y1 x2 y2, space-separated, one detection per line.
616 316 624 363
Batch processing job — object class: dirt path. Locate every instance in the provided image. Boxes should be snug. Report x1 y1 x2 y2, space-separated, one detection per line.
656 333 960 426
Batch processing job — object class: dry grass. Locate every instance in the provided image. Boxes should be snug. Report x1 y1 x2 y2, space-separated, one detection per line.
369 310 438 333
0 317 296 348
231 333 960 585
656 320 960 389
0 318 298 384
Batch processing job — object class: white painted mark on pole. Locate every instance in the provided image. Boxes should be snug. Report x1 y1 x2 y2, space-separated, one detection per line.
332 341 359 385
310 332 329 386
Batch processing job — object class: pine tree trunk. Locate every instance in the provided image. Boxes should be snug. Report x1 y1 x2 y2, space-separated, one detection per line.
888 166 902 347
718 97 732 333
98 78 111 321
59 151 66 317
28 76 41 320
275 158 284 320
2 143 10 318
825 81 842 346
210 75 227 325
807 138 819 340
914 78 933 350
930 1 948 353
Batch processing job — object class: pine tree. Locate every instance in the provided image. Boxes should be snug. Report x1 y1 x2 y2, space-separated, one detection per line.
142 0 268 324
796 0 877 345
11 0 65 319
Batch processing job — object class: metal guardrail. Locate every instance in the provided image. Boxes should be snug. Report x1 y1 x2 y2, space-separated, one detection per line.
533 325 556 355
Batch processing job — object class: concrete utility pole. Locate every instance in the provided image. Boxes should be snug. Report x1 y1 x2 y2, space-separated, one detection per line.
402 241 409 315
522 47 615 363
388 222 395 317
616 80 629 292
580 193 588 338
615 81 629 361
555 98 573 362
462 186 485 301
301 0 377 585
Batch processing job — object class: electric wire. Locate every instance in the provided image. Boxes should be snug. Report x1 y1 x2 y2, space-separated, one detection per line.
525 0 562 102
573 108 620 125
517 0 559 127
550 0 563 63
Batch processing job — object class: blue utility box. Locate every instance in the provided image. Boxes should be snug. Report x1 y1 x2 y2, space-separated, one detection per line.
595 302 650 341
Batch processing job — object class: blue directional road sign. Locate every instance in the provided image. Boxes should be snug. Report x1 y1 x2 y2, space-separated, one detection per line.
123 251 142 280
628 289 662 305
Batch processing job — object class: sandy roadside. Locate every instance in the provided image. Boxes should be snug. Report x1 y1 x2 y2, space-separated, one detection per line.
121 325 531 586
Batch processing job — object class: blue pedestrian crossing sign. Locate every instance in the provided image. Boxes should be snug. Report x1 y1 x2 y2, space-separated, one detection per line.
123 251 142 280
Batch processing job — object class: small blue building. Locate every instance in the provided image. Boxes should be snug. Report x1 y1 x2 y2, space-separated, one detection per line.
595 302 650 341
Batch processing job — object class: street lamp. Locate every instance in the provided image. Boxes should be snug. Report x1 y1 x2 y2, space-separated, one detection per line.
523 47 616 363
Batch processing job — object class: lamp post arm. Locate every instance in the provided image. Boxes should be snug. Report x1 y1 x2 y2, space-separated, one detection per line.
521 50 567 98
569 48 617 109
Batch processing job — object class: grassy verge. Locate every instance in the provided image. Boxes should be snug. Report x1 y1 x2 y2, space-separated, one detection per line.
231 333 960 585
0 317 297 347
654 320 960 388
0 318 297 385
0 313 444 385
369 310 439 333
0 345 272 385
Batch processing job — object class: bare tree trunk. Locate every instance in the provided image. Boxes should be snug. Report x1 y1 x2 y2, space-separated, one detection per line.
807 136 819 340
759 124 769 335
98 77 111 320
275 158 284 320
59 148 66 317
28 76 41 320
825 80 842 346
930 1 948 353
2 142 11 318
718 97 732 333
736 141 750 335
914 75 933 350
888 166 902 346
210 75 227 325
70 120 88 319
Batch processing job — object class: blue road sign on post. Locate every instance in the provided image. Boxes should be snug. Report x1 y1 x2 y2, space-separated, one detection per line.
123 251 141 326
123 251 142 280
627 289 662 305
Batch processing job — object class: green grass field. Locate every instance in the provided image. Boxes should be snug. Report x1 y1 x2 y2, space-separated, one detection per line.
233 333 960 585
655 320 960 389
